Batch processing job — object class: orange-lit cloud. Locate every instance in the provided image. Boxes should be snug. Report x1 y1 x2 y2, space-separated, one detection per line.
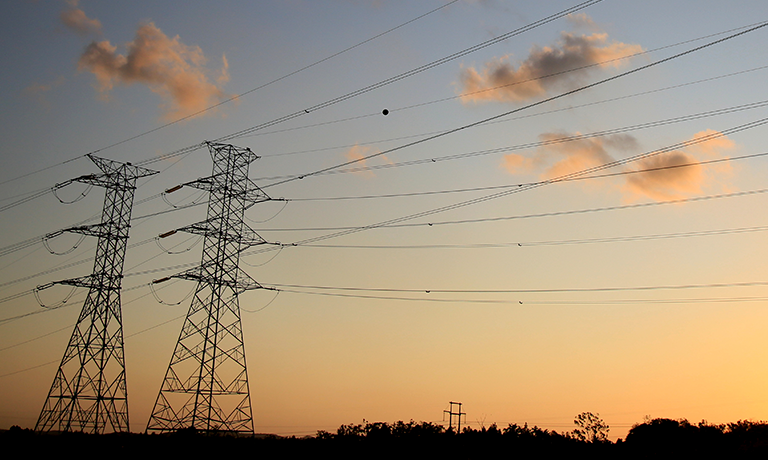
218 54 230 85
502 153 536 174
459 22 643 103
77 21 230 120
504 130 736 202
566 12 598 30
344 145 390 177
688 128 737 157
61 0 101 36
539 133 632 179
624 130 737 200
624 151 704 201
504 133 637 178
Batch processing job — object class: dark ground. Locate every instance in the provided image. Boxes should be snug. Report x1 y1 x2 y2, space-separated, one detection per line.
4 418 768 458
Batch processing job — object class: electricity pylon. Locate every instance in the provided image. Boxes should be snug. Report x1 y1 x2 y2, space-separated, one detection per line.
35 155 157 434
146 142 271 433
444 401 465 432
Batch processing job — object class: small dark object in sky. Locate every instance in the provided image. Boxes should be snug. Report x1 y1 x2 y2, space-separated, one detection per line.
382 109 389 115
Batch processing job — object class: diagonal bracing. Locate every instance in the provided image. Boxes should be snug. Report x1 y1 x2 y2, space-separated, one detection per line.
35 155 157 434
147 142 271 433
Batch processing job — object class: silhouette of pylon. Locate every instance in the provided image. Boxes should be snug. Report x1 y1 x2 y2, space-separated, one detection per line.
146 142 271 433
444 401 465 432
35 155 157 434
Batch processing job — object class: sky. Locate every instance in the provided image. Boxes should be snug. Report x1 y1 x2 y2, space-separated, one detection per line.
2 0 768 439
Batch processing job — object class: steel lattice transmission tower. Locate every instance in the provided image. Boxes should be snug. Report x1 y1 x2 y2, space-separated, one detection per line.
36 155 157 434
146 142 271 433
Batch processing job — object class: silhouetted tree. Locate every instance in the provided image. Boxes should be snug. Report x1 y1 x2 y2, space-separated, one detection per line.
572 411 609 443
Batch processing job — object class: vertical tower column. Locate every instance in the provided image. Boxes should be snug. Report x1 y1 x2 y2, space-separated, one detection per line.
36 155 157 434
147 142 270 433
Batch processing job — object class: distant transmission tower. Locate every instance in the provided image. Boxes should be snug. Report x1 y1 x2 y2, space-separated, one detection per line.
35 155 157 434
146 142 271 433
444 401 465 432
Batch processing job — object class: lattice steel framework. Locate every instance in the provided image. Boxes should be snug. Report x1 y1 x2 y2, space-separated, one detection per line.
146 142 270 433
36 155 157 434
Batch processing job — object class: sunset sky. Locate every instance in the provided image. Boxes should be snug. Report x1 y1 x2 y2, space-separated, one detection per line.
2 0 768 439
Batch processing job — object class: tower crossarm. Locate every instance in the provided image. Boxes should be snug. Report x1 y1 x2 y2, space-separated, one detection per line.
183 175 271 205
170 264 264 293
176 220 269 247
48 222 129 240
56 274 123 290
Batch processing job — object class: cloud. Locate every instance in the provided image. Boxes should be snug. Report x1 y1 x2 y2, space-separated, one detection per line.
218 54 230 85
502 130 736 202
502 153 536 174
688 129 736 157
566 12 599 30
624 151 703 201
344 145 391 177
61 0 102 36
24 82 53 95
23 76 66 108
537 133 630 179
506 132 637 179
77 22 230 120
458 23 643 103
623 130 737 200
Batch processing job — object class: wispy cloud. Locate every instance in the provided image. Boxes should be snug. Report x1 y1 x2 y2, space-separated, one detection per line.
77 21 230 120
503 130 736 201
504 133 637 179
61 0 101 36
23 77 66 108
566 12 599 31
344 145 391 177
458 15 643 103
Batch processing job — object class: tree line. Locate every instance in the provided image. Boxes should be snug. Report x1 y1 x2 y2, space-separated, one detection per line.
4 413 768 457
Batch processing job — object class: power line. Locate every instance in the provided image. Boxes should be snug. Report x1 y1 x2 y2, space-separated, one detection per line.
133 0 604 168
108 0 461 159
271 116 768 249
278 150 767 204
214 0 604 144
132 147 768 226
0 236 159 291
0 1 461 185
0 324 72 353
267 280 768 294
103 209 768 282
259 21 768 190
0 311 186 379
273 288 768 306
11 184 762 295
263 101 768 184
291 224 768 249
0 242 198 325
248 44 768 145
257 63 768 159
260 187 768 233
0 188 54 214
0 156 86 189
